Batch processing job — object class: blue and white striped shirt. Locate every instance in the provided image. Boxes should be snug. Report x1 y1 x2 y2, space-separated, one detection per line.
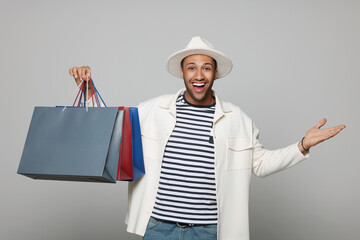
151 93 217 225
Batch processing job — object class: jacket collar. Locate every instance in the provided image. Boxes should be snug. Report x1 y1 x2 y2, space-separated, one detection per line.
159 88 232 122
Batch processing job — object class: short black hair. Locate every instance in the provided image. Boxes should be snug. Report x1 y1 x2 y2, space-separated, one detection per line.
180 57 217 70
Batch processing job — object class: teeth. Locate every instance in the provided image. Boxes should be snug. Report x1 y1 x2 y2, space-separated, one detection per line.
193 83 205 87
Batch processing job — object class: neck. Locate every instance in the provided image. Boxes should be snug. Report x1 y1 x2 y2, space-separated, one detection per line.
183 91 215 106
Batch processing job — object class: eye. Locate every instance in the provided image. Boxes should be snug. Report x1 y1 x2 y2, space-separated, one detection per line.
204 67 212 71
188 66 195 71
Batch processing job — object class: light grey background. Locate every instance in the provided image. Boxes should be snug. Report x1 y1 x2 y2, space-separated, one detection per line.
1 1 359 240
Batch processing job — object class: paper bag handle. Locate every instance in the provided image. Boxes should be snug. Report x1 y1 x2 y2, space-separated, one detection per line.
71 78 107 108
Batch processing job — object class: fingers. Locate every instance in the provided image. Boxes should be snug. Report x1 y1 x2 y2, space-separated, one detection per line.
69 68 73 77
69 66 91 86
304 121 346 149
69 67 76 78
330 125 346 136
79 67 86 80
84 66 91 80
319 125 345 142
315 118 327 129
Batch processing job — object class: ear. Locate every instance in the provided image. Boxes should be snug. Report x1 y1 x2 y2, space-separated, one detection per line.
180 66 184 78
214 68 218 79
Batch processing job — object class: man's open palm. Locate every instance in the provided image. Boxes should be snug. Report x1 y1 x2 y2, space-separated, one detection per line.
303 118 346 150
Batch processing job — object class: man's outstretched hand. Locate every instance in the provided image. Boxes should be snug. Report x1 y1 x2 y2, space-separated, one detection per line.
298 118 346 154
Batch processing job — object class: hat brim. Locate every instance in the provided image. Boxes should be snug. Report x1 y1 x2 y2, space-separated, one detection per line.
166 48 233 79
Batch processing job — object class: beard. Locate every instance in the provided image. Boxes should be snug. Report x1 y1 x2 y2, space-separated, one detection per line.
183 77 215 105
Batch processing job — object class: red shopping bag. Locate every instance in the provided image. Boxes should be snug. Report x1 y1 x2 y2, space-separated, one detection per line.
117 107 133 180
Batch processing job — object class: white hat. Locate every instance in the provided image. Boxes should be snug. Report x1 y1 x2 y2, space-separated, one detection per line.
166 37 233 79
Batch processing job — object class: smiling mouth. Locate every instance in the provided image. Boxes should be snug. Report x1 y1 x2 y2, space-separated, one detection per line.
192 82 206 92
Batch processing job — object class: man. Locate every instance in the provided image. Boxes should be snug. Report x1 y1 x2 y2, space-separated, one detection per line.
69 37 345 240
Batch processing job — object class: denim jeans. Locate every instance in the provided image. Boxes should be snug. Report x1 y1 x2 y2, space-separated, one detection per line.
143 217 217 240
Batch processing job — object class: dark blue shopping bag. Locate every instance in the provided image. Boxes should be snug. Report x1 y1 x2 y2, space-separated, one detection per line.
17 107 123 183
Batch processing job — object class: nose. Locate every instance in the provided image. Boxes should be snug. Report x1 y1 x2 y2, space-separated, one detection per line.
195 68 205 80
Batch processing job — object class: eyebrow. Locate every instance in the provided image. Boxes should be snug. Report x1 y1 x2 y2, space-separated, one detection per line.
186 62 214 67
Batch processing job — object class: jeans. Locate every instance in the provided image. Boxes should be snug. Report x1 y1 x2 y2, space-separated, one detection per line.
143 217 217 240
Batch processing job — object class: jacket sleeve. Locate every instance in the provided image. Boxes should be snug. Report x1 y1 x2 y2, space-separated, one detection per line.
251 122 309 178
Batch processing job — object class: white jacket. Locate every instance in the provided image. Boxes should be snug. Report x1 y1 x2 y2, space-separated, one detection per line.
125 89 309 240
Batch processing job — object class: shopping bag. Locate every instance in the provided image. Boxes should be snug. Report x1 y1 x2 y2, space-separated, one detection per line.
116 107 145 181
18 79 116 182
129 107 145 181
17 106 123 183
117 107 133 180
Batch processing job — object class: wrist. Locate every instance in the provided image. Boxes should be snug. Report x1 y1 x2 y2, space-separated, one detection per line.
301 137 310 152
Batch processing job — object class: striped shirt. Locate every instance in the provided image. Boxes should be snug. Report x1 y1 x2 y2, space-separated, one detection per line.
151 93 217 225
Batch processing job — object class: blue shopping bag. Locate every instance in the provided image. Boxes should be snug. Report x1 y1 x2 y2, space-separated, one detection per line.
129 107 145 181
